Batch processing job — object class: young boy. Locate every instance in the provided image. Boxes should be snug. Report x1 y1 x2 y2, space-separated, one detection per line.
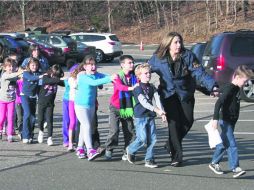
126 63 166 168
102 55 138 160
209 65 254 178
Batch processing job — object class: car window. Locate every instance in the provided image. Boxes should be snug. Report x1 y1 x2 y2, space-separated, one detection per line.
109 35 119 41
86 35 106 42
62 36 74 43
50 36 62 44
203 35 224 56
231 36 254 56
37 36 48 43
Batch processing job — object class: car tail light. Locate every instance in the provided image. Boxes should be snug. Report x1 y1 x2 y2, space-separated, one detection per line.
216 54 225 71
108 42 115 45
63 47 70 53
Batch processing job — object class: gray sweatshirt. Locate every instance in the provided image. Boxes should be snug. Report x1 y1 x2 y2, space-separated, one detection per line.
0 72 20 102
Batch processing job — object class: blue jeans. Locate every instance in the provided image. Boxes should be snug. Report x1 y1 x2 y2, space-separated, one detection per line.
211 120 239 170
21 95 36 140
127 117 157 161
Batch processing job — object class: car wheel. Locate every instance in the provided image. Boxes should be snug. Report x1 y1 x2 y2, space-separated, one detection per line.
240 79 254 102
95 49 104 63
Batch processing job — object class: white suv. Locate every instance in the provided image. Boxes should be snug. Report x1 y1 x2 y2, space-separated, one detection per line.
69 32 123 63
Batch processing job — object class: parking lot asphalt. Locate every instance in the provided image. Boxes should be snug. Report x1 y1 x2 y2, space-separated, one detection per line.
0 45 253 190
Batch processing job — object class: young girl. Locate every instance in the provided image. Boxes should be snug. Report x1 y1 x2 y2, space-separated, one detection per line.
21 58 44 144
0 58 23 142
37 64 64 146
66 64 84 151
15 77 23 140
62 63 78 148
74 55 116 160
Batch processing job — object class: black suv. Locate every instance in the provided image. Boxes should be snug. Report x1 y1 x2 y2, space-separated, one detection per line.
202 30 254 102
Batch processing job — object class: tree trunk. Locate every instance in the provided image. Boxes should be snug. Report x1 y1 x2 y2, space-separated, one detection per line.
155 0 161 28
18 0 28 31
107 0 112 33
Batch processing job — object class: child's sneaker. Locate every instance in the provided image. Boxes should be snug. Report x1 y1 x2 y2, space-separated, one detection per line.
233 167 246 178
126 148 135 164
88 149 100 161
37 130 44 143
67 144 74 152
76 148 86 159
22 139 29 144
145 160 158 168
122 153 127 161
17 133 22 140
209 163 224 175
7 135 13 143
105 150 112 160
47 137 53 146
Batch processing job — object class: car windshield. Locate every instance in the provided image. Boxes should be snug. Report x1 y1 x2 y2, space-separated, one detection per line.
62 36 74 43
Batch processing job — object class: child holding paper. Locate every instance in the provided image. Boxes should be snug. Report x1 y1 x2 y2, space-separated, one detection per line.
208 65 253 178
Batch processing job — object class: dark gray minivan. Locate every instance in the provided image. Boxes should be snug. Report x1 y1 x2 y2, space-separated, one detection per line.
202 30 254 102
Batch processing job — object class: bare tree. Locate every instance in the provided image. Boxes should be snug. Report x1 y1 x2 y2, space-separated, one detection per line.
154 0 161 28
17 0 30 31
160 1 169 30
107 0 112 33
242 0 249 21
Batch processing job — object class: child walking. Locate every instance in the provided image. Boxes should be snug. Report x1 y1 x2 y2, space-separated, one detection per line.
21 58 44 144
208 65 254 178
0 58 23 142
74 55 116 161
37 64 64 146
101 55 138 160
126 63 166 168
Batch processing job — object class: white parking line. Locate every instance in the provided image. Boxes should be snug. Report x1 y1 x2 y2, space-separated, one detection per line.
196 119 254 122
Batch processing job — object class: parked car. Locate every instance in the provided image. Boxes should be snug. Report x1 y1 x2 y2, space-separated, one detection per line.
0 35 27 65
76 41 96 62
190 42 209 94
26 39 65 66
190 42 207 64
27 34 78 65
202 29 254 102
69 32 123 63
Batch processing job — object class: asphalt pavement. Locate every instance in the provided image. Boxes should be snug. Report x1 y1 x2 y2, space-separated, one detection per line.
0 45 253 190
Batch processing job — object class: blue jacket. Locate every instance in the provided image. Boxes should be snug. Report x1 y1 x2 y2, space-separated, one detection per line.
22 71 41 97
148 49 216 101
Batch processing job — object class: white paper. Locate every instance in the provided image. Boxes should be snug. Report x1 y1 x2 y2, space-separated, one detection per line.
204 120 223 149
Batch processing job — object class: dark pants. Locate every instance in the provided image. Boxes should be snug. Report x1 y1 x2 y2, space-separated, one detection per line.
163 94 194 163
14 103 23 133
21 96 36 140
37 103 54 137
105 105 135 153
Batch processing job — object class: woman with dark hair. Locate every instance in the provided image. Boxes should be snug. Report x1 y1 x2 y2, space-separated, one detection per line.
37 64 65 146
148 32 218 167
21 44 49 73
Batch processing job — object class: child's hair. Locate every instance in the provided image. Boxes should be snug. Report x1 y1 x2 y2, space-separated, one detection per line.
82 54 96 65
47 64 64 78
134 63 151 79
3 57 16 69
233 65 254 79
26 57 40 72
70 54 96 79
119 55 134 64
29 44 40 54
